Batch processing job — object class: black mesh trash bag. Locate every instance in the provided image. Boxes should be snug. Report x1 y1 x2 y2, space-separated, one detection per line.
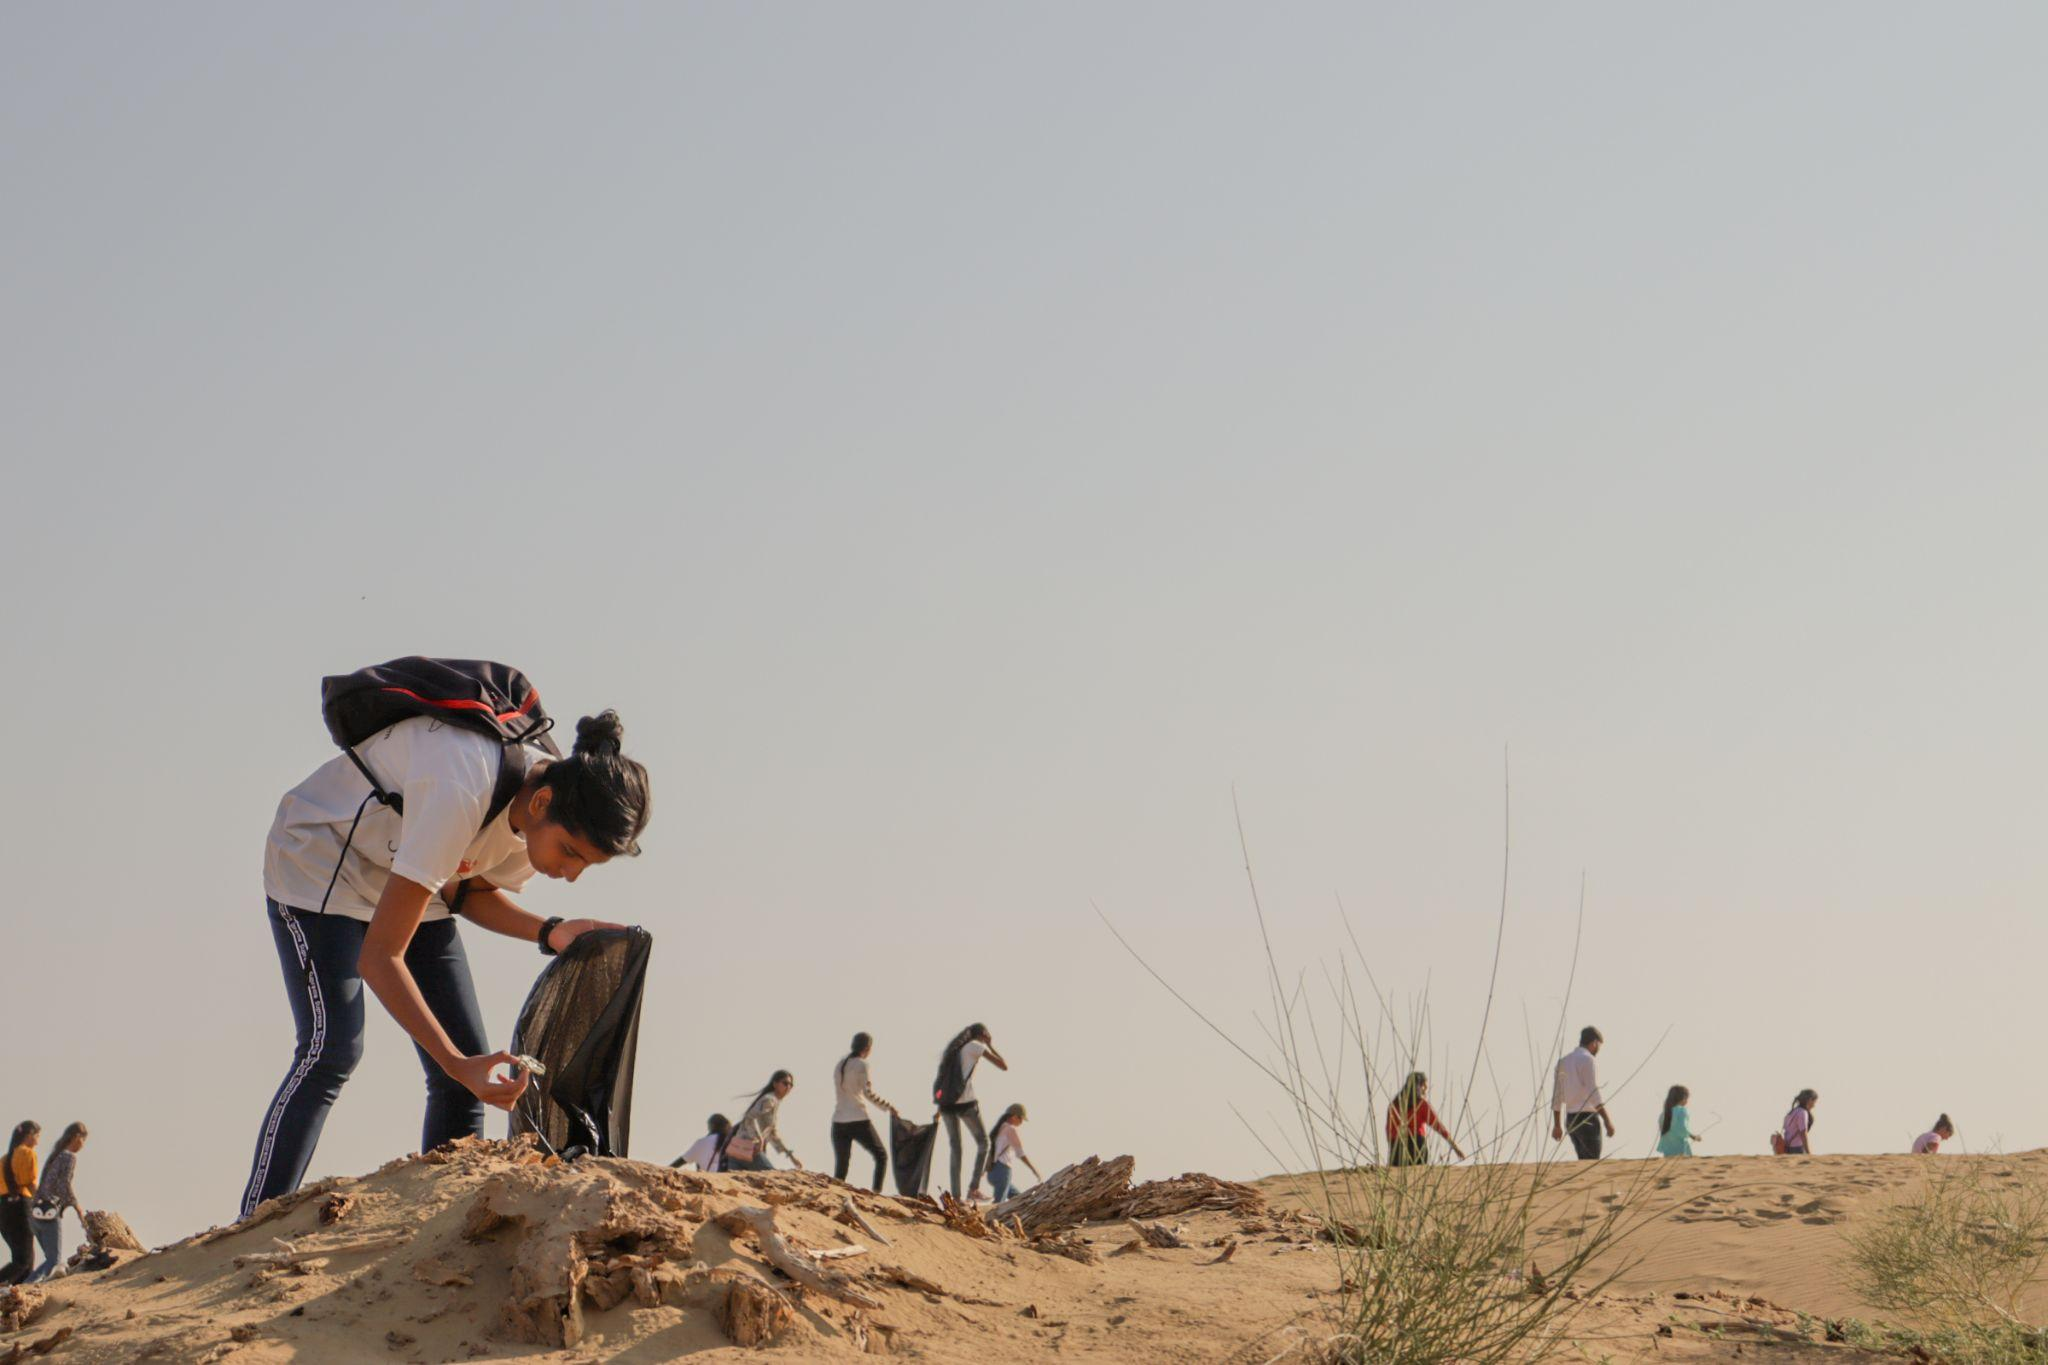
508 926 653 1157
890 1113 939 1197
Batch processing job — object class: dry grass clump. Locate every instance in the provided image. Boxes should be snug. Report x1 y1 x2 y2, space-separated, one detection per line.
1845 1163 2048 1363
1105 789 1658 1365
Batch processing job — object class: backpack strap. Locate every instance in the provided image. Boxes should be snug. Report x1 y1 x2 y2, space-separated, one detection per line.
344 746 401 812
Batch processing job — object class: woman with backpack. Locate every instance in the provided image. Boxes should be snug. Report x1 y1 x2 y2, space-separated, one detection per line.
720 1072 801 1172
1 1122 38 1285
26 1123 86 1283
832 1033 898 1193
242 660 652 1217
933 1024 1008 1201
1780 1090 1819 1155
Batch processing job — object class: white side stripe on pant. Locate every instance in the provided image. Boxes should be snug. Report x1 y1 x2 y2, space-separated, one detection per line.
241 908 326 1217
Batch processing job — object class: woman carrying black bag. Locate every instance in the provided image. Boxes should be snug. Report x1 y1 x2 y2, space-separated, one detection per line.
241 660 652 1216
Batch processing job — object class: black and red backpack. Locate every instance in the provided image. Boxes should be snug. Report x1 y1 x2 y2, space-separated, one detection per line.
321 657 562 829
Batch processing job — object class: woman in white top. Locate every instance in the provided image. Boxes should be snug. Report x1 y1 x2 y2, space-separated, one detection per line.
987 1104 1041 1203
242 708 651 1216
933 1023 1008 1201
672 1114 731 1172
831 1032 899 1192
721 1072 802 1172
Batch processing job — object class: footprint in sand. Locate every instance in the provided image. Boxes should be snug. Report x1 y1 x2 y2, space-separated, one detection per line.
1752 1209 1794 1221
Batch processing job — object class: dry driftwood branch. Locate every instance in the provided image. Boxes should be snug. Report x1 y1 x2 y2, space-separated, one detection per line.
995 1155 1137 1233
810 1246 868 1262
0 1324 72 1364
735 1207 884 1309
1203 1239 1238 1265
1127 1219 1187 1249
1028 1231 1101 1265
235 1230 413 1269
1118 1172 1266 1220
838 1195 894 1246
872 1263 946 1296
82 1210 145 1252
938 1193 999 1239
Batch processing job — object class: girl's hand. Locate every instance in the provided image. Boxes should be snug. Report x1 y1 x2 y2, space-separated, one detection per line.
548 919 626 953
791 1156 806 1171
447 1052 532 1110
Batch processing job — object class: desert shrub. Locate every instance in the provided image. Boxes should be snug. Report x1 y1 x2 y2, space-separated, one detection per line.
1106 795 1657 1365
1845 1163 2048 1364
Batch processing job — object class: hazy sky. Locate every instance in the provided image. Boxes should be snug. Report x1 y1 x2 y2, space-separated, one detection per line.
7 3 2048 1244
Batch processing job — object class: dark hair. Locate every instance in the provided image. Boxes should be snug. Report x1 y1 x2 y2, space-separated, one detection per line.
941 1023 990 1058
995 1103 1026 1129
1393 1072 1427 1117
538 711 651 856
1579 1026 1603 1048
1659 1085 1689 1136
1791 1089 1818 1128
717 1074 792 1164
838 1032 874 1088
1935 1113 1954 1134
706 1113 731 1138
54 1122 87 1152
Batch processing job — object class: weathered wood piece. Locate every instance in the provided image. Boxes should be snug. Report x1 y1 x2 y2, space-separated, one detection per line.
735 1206 884 1309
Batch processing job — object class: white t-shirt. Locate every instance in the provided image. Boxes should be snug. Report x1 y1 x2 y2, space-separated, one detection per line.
678 1132 722 1170
992 1122 1027 1169
955 1040 990 1104
834 1056 875 1124
263 718 536 922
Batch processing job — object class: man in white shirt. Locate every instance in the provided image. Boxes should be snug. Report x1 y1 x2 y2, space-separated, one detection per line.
1550 1026 1614 1161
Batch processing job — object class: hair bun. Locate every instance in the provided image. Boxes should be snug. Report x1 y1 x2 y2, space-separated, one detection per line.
573 710 625 758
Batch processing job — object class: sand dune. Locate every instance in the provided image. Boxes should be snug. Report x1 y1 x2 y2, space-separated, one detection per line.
4 1143 2038 1362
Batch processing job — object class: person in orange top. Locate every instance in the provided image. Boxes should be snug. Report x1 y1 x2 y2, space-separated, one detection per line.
1385 1072 1466 1167
1 1122 37 1285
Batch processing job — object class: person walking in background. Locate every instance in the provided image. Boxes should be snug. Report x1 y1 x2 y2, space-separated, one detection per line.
1 1122 38 1285
1385 1073 1466 1166
670 1114 730 1172
1780 1090 1819 1155
933 1024 1008 1201
987 1104 1041 1201
721 1072 801 1172
26 1122 86 1283
1656 1085 1703 1157
831 1032 898 1193
1912 1115 1956 1154
1551 1027 1614 1160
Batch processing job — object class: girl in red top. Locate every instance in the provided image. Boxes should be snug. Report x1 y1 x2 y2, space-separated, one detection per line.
1386 1072 1467 1167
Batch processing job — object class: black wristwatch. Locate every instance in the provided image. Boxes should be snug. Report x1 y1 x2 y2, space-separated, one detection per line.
538 916 564 956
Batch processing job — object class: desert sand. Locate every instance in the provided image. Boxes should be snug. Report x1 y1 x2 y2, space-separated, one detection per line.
4 1141 2040 1362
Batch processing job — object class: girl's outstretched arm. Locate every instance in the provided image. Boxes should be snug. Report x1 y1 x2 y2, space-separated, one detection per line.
361 875 529 1110
452 880 620 951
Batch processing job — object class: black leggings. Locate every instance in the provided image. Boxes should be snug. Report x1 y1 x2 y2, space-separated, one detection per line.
0 1197 31 1285
832 1120 887 1192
